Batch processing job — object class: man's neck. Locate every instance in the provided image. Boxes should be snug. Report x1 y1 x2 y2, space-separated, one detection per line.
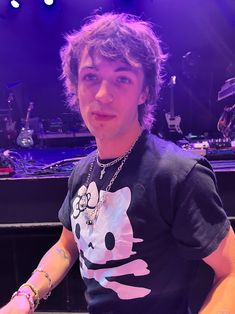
96 127 142 160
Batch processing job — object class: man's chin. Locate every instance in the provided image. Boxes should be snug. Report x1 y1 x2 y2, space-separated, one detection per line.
87 124 111 140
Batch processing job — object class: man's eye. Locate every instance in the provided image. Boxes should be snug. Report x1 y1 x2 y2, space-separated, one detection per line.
83 73 97 81
117 76 131 84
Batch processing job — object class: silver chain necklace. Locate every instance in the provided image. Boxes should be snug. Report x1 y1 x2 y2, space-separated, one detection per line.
96 136 140 180
96 151 128 180
81 132 142 225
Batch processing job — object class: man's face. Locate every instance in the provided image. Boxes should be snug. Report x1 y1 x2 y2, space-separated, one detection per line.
77 49 147 142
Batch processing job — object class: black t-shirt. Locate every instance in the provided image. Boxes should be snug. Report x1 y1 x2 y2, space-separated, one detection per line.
59 131 230 314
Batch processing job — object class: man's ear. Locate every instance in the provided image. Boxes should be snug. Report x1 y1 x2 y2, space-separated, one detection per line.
138 87 149 105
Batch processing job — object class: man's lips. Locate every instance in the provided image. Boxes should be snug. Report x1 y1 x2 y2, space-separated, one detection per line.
92 112 116 121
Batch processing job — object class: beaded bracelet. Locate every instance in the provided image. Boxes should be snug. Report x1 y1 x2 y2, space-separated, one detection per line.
11 290 34 310
20 282 40 309
32 267 53 299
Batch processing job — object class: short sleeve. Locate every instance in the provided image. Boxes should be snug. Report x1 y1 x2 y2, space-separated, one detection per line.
58 166 78 231
172 162 230 260
58 191 72 230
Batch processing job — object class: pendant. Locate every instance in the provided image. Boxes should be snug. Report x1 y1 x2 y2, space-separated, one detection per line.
100 167 106 180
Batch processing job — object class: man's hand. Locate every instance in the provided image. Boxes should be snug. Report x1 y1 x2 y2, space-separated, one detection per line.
0 296 32 314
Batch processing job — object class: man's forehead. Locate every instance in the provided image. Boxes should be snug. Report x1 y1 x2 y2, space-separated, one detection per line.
79 48 142 72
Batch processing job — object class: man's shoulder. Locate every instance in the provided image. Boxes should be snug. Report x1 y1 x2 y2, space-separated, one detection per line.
146 133 197 162
145 133 210 180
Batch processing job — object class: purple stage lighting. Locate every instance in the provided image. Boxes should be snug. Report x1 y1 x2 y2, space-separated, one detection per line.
44 0 54 5
10 0 20 8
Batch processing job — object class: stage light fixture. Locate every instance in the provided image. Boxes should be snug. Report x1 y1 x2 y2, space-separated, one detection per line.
10 0 20 8
44 0 54 5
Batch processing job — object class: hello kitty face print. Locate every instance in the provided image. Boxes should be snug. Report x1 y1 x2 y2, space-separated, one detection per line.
71 181 151 299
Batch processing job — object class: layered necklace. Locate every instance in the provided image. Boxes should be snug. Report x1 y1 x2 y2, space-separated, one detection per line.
96 151 128 180
80 132 142 225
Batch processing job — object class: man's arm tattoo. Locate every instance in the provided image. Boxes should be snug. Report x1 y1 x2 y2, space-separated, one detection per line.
55 247 69 260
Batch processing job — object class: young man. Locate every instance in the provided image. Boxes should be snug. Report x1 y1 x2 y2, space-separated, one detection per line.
1 12 235 314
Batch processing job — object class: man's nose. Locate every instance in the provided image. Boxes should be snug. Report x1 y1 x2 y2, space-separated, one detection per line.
95 80 113 104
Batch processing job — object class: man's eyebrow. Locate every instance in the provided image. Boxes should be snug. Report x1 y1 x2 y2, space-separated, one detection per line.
114 66 135 73
79 65 97 71
79 65 137 73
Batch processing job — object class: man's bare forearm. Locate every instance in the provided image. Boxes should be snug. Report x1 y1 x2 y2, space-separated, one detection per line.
26 243 78 299
25 227 79 300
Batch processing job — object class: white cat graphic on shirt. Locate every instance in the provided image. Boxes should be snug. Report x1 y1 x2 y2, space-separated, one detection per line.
71 181 151 299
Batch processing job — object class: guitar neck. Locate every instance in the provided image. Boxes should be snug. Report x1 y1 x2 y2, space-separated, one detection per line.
170 87 175 117
169 75 176 118
24 102 33 129
25 112 30 129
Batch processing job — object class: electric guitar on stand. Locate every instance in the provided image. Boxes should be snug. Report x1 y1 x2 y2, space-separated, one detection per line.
16 102 34 148
165 75 183 136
